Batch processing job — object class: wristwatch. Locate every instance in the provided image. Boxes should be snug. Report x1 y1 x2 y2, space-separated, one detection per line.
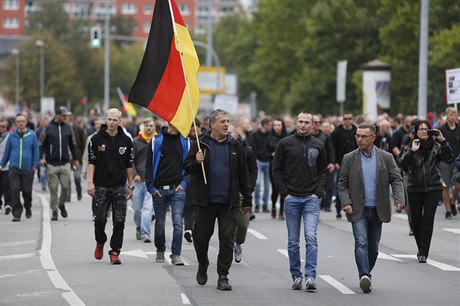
128 186 135 190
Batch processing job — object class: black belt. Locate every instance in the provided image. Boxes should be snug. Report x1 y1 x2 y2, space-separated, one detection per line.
157 185 176 190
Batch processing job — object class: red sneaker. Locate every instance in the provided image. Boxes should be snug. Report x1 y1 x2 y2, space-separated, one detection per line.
109 251 121 265
94 243 104 260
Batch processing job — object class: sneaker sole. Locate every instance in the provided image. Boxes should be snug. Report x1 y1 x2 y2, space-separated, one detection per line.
360 278 371 293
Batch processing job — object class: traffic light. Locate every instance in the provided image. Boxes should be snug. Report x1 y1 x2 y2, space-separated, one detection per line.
90 25 102 49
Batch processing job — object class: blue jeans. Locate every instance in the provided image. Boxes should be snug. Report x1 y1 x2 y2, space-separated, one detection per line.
152 189 186 257
351 207 382 279
255 161 270 209
132 181 153 237
284 195 320 279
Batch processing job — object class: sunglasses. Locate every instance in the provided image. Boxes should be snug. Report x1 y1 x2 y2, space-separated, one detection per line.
343 117 353 121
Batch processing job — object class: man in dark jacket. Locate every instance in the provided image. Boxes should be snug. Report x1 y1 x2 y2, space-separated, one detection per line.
87 108 134 265
184 109 252 291
272 111 327 291
331 112 357 218
39 106 78 220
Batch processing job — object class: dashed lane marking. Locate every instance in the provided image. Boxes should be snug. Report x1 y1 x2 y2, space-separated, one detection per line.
181 293 191 304
0 240 36 247
391 254 460 271
318 275 356 295
442 228 460 235
35 192 86 306
247 228 268 240
377 252 402 261
0 253 35 261
0 269 39 279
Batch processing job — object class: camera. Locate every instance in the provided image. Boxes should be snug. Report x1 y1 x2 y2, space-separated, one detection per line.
427 130 439 137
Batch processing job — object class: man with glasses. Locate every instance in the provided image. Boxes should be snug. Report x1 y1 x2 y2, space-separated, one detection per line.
0 118 12 215
331 112 357 218
0 114 39 221
339 123 404 293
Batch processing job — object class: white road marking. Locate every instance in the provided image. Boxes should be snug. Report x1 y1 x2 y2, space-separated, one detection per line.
36 193 86 306
392 254 460 271
123 249 148 259
181 293 191 304
378 252 402 261
393 214 408 220
0 240 36 247
442 228 460 235
0 253 35 261
247 228 268 240
318 275 356 295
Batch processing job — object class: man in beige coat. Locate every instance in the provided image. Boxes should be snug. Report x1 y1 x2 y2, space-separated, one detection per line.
338 123 404 293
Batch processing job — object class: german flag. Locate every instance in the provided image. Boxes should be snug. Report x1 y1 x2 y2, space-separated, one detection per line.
129 0 200 137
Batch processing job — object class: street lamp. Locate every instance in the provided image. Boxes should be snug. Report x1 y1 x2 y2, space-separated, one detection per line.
35 40 44 103
11 48 20 111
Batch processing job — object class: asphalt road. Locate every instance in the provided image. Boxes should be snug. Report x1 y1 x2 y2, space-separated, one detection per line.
1 181 459 306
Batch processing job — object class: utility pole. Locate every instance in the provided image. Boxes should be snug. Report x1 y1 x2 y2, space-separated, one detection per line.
206 0 213 66
103 2 111 114
418 0 429 117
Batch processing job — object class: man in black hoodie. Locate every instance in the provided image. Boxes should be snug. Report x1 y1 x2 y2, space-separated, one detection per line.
87 108 134 265
272 111 327 291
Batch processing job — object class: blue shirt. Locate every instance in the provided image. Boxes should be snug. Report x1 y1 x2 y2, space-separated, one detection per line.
360 146 376 207
207 135 231 203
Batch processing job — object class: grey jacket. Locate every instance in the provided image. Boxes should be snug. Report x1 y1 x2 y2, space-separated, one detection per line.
338 147 404 223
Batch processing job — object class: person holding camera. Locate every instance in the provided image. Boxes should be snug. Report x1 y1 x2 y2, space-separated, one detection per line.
398 120 453 263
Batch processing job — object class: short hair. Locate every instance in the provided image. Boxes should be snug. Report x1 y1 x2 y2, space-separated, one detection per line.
358 123 376 134
16 113 27 120
260 117 272 126
209 109 228 125
143 117 154 125
107 108 122 118
446 107 457 114
297 111 312 120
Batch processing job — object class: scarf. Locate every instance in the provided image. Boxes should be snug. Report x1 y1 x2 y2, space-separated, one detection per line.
139 129 156 143
419 139 434 161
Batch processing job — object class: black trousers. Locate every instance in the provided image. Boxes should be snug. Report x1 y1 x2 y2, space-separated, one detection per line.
92 186 127 252
183 189 194 231
193 204 238 276
0 170 12 208
9 167 34 218
407 190 442 257
269 163 284 213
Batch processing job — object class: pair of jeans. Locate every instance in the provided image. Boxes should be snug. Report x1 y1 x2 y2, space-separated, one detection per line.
152 188 186 257
132 181 154 237
284 195 320 279
92 185 127 252
351 207 382 279
39 165 47 190
255 161 270 209
9 167 34 218
47 164 71 211
193 204 238 276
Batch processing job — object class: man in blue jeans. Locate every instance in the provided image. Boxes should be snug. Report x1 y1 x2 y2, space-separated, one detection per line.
339 123 404 293
145 123 189 265
272 111 327 291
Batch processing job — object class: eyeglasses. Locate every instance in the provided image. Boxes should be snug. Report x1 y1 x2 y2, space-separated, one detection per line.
313 121 321 124
355 134 375 139
343 117 353 121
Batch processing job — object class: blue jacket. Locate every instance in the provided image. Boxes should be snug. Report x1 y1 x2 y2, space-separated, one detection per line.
145 132 190 194
1 128 39 170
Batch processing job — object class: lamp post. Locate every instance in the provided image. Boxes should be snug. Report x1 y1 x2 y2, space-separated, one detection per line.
35 40 44 104
11 48 20 110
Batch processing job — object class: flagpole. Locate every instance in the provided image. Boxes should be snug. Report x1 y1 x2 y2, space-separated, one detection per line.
167 0 207 184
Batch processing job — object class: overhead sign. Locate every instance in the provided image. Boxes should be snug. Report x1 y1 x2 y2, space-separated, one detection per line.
198 67 225 94
336 60 347 103
446 68 460 104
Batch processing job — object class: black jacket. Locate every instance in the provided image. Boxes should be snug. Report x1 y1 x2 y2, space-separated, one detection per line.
331 124 357 164
39 119 77 165
184 133 252 207
272 133 327 199
250 129 273 162
239 137 257 191
398 139 453 193
88 125 133 187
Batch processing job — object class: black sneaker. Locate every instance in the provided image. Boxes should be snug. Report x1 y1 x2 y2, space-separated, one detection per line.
336 213 342 219
184 230 193 243
77 193 82 201
12 216 21 222
450 203 457 216
59 206 68 218
217 275 232 291
4 205 12 215
196 265 208 285
249 213 256 221
25 208 32 219
446 211 452 220
254 206 260 213
51 210 58 221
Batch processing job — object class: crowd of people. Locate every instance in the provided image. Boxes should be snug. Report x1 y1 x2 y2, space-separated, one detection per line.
0 105 458 293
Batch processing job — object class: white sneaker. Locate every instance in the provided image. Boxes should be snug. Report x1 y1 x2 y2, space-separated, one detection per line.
234 244 242 263
306 277 317 290
171 255 184 266
359 275 372 293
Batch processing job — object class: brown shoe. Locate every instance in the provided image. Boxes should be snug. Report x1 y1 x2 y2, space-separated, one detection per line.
94 243 104 260
109 250 121 264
